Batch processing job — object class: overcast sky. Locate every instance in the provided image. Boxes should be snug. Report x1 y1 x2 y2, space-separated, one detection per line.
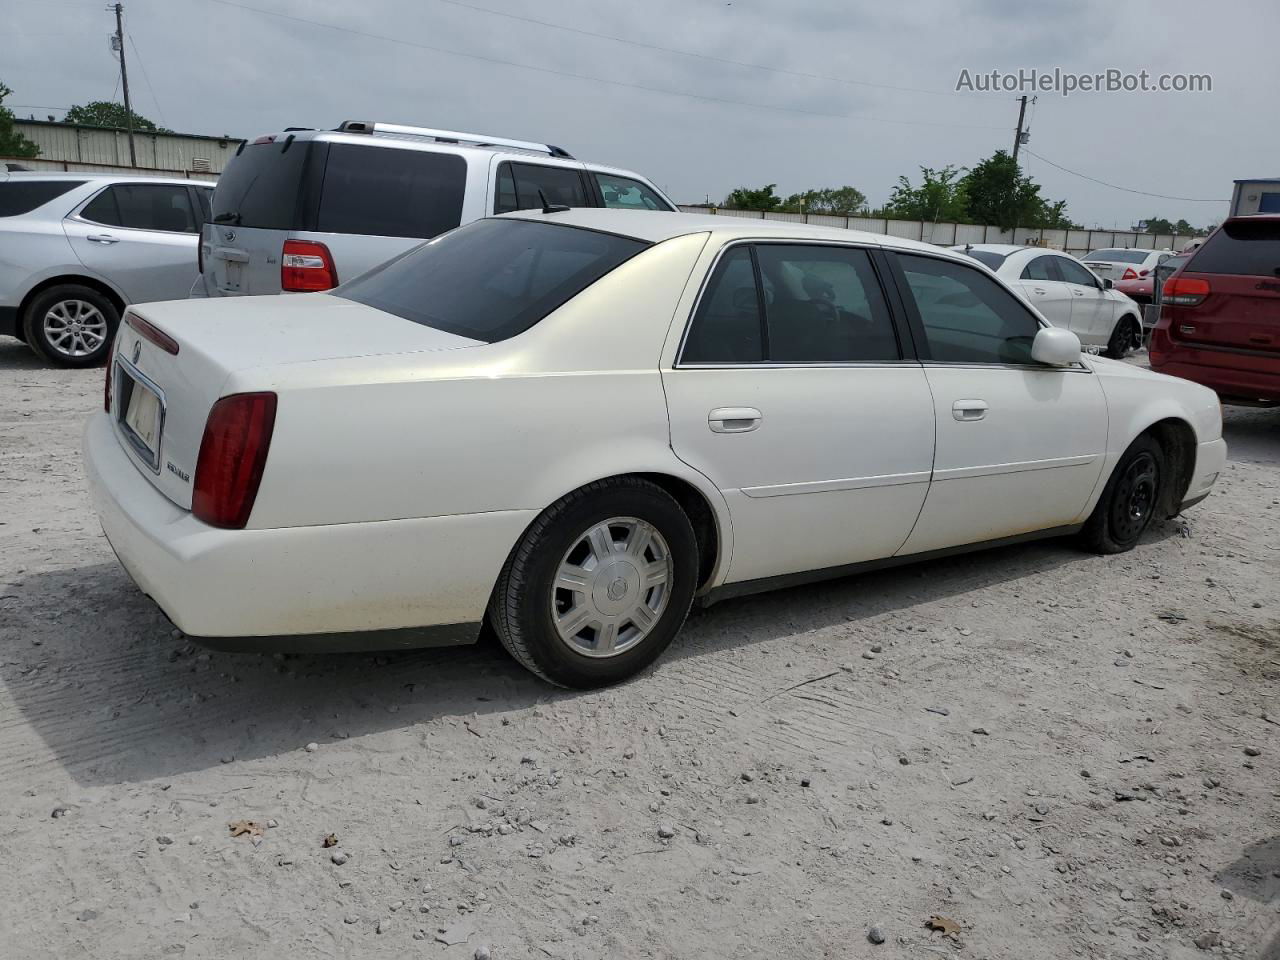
9 0 1279 229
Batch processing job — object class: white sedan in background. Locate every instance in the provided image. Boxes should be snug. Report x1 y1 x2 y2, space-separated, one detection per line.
1083 247 1174 283
85 210 1225 688
954 244 1146 358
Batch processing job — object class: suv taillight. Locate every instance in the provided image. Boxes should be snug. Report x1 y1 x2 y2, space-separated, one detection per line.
1121 267 1139 280
1164 277 1210 307
192 393 278 529
281 240 337 292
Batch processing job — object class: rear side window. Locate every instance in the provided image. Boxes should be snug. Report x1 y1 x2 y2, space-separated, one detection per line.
682 247 763 363
1020 255 1058 281
494 162 590 214
336 218 648 343
81 183 198 233
210 140 323 230
1187 221 1280 277
0 180 84 217
595 173 670 211
317 144 466 239
193 187 212 224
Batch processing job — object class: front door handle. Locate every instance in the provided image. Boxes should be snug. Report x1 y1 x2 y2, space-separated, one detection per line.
952 399 988 422
1073 289 1085 297
708 407 762 433
86 233 119 244
1032 287 1047 295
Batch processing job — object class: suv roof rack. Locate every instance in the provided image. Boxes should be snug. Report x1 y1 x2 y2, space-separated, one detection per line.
336 120 574 159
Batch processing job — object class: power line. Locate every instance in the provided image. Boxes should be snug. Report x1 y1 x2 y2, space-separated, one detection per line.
1023 148 1222 202
430 0 1000 102
198 0 1008 131
127 32 167 126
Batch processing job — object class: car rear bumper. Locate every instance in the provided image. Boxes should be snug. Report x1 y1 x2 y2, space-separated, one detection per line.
1150 341 1280 403
1183 437 1226 509
84 411 533 644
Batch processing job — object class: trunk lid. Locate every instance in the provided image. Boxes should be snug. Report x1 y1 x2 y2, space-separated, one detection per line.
108 294 481 509
200 222 291 297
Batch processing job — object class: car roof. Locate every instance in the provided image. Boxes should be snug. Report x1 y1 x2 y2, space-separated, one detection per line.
0 170 208 186
499 207 954 256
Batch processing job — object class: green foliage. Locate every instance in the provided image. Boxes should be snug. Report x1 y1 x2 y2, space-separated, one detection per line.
779 185 868 216
64 101 172 134
883 165 969 222
1139 216 1202 236
962 150 1044 230
723 184 782 212
0 82 40 158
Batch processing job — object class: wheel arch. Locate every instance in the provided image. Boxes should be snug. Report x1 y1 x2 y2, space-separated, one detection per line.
19 273 127 331
1141 416 1197 518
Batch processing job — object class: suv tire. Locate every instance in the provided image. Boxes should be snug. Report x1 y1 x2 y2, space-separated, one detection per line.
23 284 119 368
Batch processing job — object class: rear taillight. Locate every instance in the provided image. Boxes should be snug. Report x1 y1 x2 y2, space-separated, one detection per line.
1164 277 1210 307
192 393 278 529
281 240 337 292
1138 269 1149 278
128 312 180 355
1121 267 1139 280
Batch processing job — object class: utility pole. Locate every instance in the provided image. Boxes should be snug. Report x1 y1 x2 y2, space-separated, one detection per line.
1011 94 1028 165
110 3 136 167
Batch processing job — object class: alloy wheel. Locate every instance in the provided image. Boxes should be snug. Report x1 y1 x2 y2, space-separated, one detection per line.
43 300 108 358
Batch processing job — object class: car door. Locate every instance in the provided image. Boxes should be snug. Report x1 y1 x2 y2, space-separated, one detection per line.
64 182 200 304
1016 253 1073 326
662 241 936 584
887 251 1108 556
1056 255 1113 346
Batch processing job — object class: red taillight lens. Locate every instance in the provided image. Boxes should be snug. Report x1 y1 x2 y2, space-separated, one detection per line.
192 393 278 529
1121 267 1139 280
127 312 180 355
281 240 337 292
1164 276 1210 307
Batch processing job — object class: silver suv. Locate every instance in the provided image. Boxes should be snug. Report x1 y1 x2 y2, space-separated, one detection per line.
0 172 212 366
192 121 676 298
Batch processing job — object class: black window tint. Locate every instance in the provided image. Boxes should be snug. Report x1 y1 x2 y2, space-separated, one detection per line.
82 183 197 232
496 162 590 213
210 140 322 230
336 219 647 343
595 173 671 211
1021 255 1058 282
0 180 84 217
898 253 1041 365
1056 257 1099 286
318 144 466 239
79 188 121 226
193 187 212 223
962 249 1007 270
681 247 763 363
1187 221 1280 276
755 245 898 362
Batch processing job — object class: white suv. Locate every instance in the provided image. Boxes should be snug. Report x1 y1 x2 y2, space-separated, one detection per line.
193 121 676 298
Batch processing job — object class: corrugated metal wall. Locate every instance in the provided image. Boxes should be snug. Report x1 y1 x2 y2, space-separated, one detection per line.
12 121 243 174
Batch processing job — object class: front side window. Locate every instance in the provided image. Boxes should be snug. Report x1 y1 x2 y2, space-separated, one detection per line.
1021 255 1059 282
896 253 1041 365
336 218 648 343
81 183 198 233
1056 257 1100 286
595 173 670 211
318 144 465 239
0 180 84 217
494 162 590 214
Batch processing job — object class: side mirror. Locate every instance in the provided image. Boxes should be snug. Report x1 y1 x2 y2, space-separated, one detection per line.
1101 277 1114 290
1031 326 1082 366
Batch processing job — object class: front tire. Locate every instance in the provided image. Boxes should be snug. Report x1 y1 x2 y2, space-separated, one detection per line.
23 284 119 367
489 478 699 688
1104 315 1141 360
1080 435 1165 554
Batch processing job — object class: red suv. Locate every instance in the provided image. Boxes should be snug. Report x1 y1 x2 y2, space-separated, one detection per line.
1149 216 1280 403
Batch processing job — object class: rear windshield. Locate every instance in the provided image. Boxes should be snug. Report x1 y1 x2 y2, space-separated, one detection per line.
1086 249 1148 263
0 180 84 217
211 139 323 230
960 249 1008 270
1187 221 1280 276
336 218 649 343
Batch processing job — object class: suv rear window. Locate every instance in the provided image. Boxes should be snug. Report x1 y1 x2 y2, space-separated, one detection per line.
336 218 648 343
210 140 324 230
0 180 84 217
317 144 465 239
1187 221 1280 277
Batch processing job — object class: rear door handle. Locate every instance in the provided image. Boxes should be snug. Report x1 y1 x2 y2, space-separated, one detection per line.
1073 290 1085 297
86 233 119 244
708 407 762 433
952 399 988 422
1032 287 1047 295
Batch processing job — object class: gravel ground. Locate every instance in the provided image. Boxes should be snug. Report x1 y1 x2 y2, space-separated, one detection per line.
1 339 1278 960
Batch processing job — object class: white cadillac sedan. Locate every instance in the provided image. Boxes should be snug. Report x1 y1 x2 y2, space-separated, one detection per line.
953 244 1145 359
85 210 1226 688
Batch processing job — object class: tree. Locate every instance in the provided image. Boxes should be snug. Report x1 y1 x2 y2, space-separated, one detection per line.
64 100 171 134
723 184 782 212
1039 199 1080 231
882 165 969 222
780 185 868 216
961 150 1045 230
0 81 40 158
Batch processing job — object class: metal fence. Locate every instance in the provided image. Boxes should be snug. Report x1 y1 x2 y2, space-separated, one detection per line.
677 206 1204 259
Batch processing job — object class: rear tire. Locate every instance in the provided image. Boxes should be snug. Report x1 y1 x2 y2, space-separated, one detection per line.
1079 435 1165 554
489 478 699 689
1104 315 1140 360
23 284 119 367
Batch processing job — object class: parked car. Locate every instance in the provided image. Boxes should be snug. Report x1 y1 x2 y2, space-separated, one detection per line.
1083 247 1173 283
1114 253 1191 310
86 211 1225 688
1149 216 1280 404
0 172 212 366
953 244 1144 357
192 120 676 299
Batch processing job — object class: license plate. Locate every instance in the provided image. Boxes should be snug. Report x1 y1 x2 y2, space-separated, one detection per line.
121 369 163 464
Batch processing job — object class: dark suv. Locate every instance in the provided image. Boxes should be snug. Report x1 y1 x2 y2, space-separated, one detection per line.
1149 216 1280 403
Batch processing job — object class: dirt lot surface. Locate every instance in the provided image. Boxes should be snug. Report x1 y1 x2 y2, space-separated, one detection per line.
2 340 1278 960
